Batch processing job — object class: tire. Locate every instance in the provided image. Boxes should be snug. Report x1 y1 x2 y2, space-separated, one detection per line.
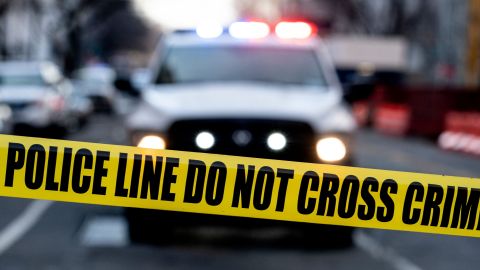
300 225 354 249
46 124 67 138
126 208 176 244
78 116 88 128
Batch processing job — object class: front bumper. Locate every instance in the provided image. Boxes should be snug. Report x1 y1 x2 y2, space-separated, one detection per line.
131 119 353 165
127 119 355 235
12 107 62 128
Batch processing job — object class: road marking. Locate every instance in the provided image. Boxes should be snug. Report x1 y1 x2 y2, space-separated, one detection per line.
0 200 52 255
79 216 129 247
354 230 423 270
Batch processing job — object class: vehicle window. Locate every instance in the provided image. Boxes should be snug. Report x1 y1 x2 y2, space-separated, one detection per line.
0 74 46 86
76 79 109 89
74 68 115 86
156 46 328 87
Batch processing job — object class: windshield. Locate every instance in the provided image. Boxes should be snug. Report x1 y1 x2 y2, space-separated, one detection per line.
0 74 46 86
75 70 114 83
155 46 327 86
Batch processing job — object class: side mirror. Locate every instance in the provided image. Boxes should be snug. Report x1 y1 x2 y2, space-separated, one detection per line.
114 77 141 98
343 83 374 104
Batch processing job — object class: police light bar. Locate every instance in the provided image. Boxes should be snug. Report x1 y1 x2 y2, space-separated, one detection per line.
228 22 270 39
196 23 224 39
275 21 315 39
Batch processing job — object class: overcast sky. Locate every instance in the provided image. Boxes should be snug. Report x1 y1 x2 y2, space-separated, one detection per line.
133 0 238 31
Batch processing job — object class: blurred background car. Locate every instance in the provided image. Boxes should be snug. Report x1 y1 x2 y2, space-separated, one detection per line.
0 103 13 134
68 81 94 130
131 67 151 90
72 65 117 114
0 61 89 136
118 21 367 246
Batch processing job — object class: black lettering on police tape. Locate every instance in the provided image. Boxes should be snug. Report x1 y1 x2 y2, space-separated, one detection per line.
5 143 26 187
114 153 129 197
401 182 480 229
440 186 455 227
358 177 378 221
114 154 177 201
140 155 163 200
421 184 443 226
71 148 93 194
297 171 319 215
161 157 178 202
338 175 360 219
451 187 480 230
231 165 292 211
298 172 396 221
184 159 206 204
205 161 227 206
403 181 424 225
317 173 339 217
44 146 75 193
378 179 397 222
128 154 143 198
275 169 294 212
183 159 224 204
25 144 46 190
45 146 59 191
231 164 255 208
5 142 109 194
9 138 480 234
92 151 109 195
253 166 275 211
60 148 73 192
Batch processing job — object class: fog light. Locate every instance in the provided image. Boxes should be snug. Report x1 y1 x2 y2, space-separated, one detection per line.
137 135 166 150
316 137 346 162
267 132 287 151
196 131 215 149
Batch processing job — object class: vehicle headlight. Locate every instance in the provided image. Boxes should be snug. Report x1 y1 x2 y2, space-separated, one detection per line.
196 131 215 150
267 132 287 151
316 137 347 162
137 135 166 150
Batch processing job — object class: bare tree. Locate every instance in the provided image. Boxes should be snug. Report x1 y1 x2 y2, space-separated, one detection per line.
59 0 156 74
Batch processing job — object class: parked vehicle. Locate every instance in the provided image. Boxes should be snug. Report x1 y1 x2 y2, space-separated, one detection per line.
118 21 367 246
72 65 116 113
0 61 86 136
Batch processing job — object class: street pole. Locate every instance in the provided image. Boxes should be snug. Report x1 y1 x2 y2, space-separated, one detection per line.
466 0 480 87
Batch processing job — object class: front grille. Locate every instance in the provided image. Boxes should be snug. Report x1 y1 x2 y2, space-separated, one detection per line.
167 119 317 162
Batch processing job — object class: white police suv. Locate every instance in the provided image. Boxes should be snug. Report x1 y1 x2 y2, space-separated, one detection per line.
121 21 360 246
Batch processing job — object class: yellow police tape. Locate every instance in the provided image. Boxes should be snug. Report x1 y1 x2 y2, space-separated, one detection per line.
0 134 479 238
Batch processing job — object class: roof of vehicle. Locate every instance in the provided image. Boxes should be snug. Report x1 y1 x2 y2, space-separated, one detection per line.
0 61 59 75
73 65 116 82
0 61 63 84
164 31 322 49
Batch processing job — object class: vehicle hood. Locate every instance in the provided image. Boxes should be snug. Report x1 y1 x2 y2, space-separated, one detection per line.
128 82 356 133
0 86 50 103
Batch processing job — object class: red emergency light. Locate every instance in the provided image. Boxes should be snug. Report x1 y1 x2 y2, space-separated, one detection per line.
195 20 316 40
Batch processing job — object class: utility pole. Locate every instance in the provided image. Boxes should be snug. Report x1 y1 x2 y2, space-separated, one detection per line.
466 0 480 87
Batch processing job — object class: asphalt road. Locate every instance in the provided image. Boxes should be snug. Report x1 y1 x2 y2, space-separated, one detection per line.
1 115 480 270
